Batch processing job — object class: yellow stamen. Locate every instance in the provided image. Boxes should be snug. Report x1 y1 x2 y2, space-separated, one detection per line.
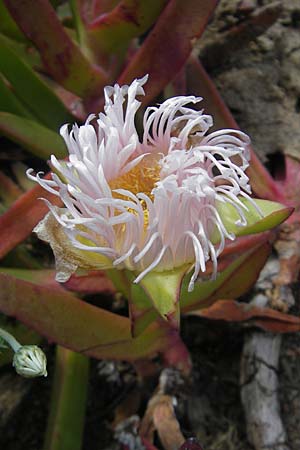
109 154 161 228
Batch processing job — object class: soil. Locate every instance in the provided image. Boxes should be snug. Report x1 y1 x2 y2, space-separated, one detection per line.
1 1 300 449
199 0 300 164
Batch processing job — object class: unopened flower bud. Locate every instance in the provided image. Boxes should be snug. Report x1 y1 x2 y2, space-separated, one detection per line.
13 345 47 378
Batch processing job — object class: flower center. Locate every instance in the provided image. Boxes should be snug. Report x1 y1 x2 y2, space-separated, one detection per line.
109 154 161 227
109 154 161 198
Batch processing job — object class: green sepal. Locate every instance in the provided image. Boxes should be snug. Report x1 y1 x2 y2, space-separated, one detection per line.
137 265 189 329
106 269 159 337
212 198 292 243
129 281 159 337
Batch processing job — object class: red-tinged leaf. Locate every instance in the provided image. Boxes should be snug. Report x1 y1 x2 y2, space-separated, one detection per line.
91 1 120 17
0 267 59 289
4 0 108 99
127 235 273 336
268 157 300 283
0 33 74 129
0 176 62 259
276 156 300 223
181 242 271 313
0 272 173 360
82 0 168 70
0 267 116 295
117 0 218 105
186 57 285 202
192 231 272 281
128 237 272 336
180 438 204 450
106 272 189 372
65 271 116 295
191 299 300 333
221 231 274 258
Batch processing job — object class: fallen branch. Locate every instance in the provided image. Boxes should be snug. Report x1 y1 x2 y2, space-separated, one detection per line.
240 257 292 450
241 331 290 450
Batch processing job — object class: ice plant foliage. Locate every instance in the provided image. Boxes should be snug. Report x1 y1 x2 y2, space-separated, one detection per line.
28 76 259 291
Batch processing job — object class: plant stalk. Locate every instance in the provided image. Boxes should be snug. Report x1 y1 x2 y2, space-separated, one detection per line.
43 346 89 450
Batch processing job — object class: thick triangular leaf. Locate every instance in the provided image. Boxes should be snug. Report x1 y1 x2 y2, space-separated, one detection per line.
191 299 300 333
0 33 73 129
83 0 168 69
0 272 172 360
4 0 108 99
0 112 67 159
0 266 116 295
0 174 61 259
181 242 271 313
118 0 218 105
65 271 116 295
0 74 34 118
2 265 155 338
0 267 57 287
0 1 26 41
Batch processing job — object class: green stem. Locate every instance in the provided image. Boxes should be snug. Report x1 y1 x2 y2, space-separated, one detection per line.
68 0 94 62
0 327 21 352
43 346 89 450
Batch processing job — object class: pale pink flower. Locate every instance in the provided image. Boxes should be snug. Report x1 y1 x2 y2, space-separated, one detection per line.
28 75 257 291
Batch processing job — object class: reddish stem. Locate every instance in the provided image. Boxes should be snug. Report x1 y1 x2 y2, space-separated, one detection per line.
162 329 192 375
